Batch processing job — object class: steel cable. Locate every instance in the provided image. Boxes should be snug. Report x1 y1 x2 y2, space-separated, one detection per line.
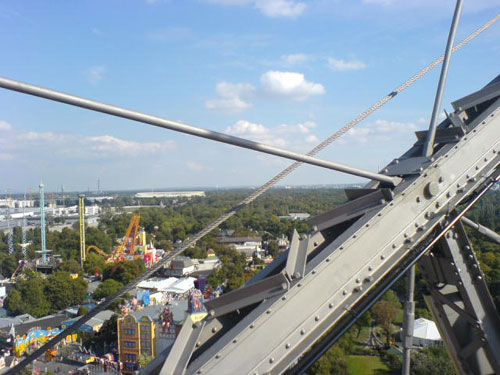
6 12 500 375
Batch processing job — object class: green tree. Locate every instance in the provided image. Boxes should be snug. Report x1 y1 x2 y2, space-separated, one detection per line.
5 273 51 317
45 271 88 310
84 252 108 276
267 240 279 258
103 259 146 284
58 259 82 274
411 346 457 375
373 300 398 345
93 279 124 300
309 345 348 375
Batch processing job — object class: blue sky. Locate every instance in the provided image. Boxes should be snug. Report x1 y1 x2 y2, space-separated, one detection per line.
1 0 499 193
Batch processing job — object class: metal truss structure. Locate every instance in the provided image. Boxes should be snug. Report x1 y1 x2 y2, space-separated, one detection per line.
154 76 500 375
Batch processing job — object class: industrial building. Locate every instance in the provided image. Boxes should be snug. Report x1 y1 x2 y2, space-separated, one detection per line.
134 191 205 199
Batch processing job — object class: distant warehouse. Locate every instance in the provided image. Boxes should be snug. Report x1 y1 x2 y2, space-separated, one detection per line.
135 191 206 199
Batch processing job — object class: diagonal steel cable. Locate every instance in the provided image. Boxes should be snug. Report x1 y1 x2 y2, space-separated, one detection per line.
6 12 500 375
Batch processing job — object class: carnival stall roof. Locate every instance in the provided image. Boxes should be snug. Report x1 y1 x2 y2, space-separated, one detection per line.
138 277 196 294
62 310 115 333
0 314 67 338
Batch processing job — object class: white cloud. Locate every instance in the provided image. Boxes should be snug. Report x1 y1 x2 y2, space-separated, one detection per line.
340 119 418 144
254 0 306 18
363 0 396 5
0 121 12 131
0 124 175 160
87 135 175 156
86 66 105 85
226 119 317 149
281 53 308 65
205 0 306 18
328 57 367 71
260 71 325 100
205 82 255 111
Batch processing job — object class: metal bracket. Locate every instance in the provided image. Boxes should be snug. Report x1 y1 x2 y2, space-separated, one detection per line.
285 230 325 280
160 316 205 375
204 273 289 319
308 189 390 231
415 126 466 146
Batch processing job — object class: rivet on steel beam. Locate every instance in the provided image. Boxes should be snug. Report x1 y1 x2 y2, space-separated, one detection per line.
381 255 385 260
312 270 317 275
293 272 301 279
286 343 291 349
297 283 302 288
356 278 360 283
197 370 203 374
233 339 238 343
315 316 320 321
267 309 272 314
269 358 274 364
300 329 306 335
368 266 373 271
196 342 201 347
343 290 347 295
329 303 334 308
438 176 444 183
215 354 221 359
250 324 255 329
282 296 287 301
416 196 421 203
212 327 217 333
326 258 330 262
209 310 215 317
446 192 452 198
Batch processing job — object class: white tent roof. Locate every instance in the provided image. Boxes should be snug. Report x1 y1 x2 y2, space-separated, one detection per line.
413 318 441 341
138 277 178 290
163 277 196 294
138 276 196 294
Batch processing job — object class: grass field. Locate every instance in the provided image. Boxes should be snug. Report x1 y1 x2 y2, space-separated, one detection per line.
346 355 392 375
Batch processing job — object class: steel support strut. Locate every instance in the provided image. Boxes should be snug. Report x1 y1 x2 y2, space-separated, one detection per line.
0 76 400 186
423 0 464 157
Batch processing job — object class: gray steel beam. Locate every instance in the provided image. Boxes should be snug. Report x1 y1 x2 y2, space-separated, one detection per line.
204 273 289 319
461 216 500 244
401 265 415 375
423 0 464 157
419 222 500 374
176 84 500 375
0 76 400 186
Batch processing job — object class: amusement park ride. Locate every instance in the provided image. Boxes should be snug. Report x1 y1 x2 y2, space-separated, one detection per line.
1 2 500 375
79 195 157 268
